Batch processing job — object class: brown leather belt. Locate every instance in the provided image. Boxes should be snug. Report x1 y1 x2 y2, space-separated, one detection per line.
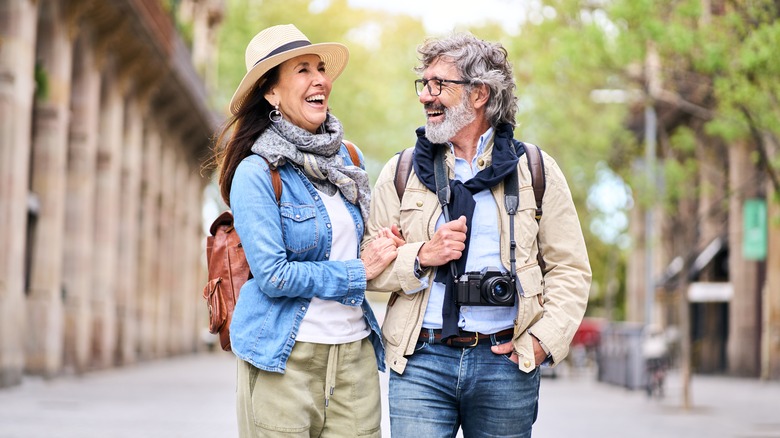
418 328 514 348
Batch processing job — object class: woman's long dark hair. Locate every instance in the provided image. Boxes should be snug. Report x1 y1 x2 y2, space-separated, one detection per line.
214 67 280 206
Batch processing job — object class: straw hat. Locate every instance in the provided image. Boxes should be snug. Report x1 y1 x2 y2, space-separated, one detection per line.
228 24 349 115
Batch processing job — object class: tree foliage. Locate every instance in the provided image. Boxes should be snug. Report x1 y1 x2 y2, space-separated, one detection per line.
527 0 780 317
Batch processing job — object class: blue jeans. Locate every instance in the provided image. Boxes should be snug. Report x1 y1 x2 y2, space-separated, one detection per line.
389 334 540 438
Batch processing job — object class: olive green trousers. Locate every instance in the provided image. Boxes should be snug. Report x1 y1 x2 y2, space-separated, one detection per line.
236 337 381 437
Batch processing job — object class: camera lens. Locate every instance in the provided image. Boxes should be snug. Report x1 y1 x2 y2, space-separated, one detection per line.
483 277 514 305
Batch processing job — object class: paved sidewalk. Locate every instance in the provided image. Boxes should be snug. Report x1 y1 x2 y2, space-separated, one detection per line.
1 352 778 437
534 365 780 438
0 353 237 438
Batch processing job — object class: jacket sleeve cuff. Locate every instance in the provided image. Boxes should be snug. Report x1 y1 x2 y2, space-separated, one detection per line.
527 319 567 364
397 241 428 293
341 258 367 306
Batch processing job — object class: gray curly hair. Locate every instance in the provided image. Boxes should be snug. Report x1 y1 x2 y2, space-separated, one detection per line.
415 32 518 128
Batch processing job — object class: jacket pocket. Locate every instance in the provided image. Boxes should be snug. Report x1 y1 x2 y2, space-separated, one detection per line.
382 291 416 348
398 188 428 240
517 187 540 251
279 204 318 253
203 278 227 334
514 265 545 337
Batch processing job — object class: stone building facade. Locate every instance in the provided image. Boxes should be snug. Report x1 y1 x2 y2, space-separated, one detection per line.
0 0 223 387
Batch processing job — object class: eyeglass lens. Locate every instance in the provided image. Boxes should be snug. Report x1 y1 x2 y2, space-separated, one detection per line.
415 79 442 96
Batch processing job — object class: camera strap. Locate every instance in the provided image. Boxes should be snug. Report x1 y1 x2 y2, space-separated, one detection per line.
433 146 459 280
504 167 519 286
433 145 519 283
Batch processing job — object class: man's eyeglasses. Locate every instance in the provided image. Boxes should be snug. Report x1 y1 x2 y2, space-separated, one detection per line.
414 78 472 96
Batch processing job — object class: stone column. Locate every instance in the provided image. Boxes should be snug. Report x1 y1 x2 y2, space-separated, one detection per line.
91 66 124 369
169 158 188 354
190 0 224 91
0 0 38 388
26 0 74 377
172 159 202 353
765 179 780 380
184 171 206 352
138 126 162 359
63 33 101 373
155 145 176 356
727 140 761 376
116 98 143 365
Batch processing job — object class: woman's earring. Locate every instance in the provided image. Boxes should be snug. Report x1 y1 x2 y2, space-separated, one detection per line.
269 105 282 123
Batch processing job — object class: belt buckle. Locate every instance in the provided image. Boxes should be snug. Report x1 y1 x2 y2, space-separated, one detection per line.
446 332 479 348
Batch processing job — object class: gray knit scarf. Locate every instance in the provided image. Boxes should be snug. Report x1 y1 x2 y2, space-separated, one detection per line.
250 113 371 223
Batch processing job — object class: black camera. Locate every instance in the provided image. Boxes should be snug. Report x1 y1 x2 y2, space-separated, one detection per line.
455 266 516 306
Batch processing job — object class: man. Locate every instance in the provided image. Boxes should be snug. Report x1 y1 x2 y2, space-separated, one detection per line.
363 32 591 437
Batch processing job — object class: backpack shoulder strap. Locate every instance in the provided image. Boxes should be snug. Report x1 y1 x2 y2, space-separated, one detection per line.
394 147 415 200
269 168 282 204
260 157 283 205
517 141 547 271
343 140 361 166
522 142 545 220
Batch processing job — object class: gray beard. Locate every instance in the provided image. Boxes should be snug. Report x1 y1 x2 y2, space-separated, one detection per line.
424 95 476 144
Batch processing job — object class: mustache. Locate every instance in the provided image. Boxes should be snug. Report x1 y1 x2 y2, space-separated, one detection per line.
424 103 446 112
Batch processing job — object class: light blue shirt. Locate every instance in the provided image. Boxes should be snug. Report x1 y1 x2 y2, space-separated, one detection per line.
421 127 518 333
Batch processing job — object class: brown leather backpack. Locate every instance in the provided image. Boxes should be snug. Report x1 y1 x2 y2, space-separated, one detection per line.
203 211 249 351
202 142 360 351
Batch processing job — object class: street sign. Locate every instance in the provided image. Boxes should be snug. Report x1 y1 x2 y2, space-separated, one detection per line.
743 198 767 261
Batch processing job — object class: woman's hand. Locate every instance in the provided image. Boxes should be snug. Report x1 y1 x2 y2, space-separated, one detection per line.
362 227 405 280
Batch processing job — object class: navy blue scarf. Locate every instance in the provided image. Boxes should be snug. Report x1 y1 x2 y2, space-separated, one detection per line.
412 123 522 340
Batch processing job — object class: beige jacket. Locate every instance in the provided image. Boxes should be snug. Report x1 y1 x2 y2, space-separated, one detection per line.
364 140 591 374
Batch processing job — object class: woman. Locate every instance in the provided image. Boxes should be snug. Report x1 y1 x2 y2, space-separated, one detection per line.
214 24 399 437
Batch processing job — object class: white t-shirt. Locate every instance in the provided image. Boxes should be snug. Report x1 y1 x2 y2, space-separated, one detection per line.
295 189 370 344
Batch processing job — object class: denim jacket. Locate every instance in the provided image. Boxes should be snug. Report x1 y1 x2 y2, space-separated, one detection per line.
229 144 385 373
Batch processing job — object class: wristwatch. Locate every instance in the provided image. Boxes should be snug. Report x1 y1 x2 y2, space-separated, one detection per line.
413 257 425 279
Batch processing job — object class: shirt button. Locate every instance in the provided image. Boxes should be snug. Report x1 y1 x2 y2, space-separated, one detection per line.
416 201 423 207
301 306 306 311
295 214 301 219
523 360 531 368
478 158 485 167
351 299 356 304
325 252 330 258
327 223 332 228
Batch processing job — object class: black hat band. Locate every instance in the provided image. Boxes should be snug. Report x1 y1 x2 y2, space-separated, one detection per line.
253 40 311 67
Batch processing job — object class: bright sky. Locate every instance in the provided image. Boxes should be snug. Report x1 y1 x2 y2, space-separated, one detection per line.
343 0 544 35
